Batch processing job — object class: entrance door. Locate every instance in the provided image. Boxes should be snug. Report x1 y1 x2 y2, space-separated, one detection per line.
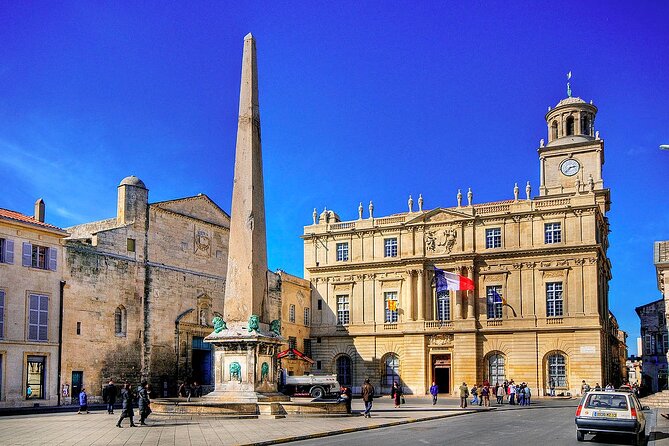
191 336 213 385
434 368 450 393
71 371 83 400
432 355 451 393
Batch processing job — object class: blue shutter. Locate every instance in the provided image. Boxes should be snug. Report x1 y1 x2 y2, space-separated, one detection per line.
4 239 13 264
48 247 57 271
22 242 32 267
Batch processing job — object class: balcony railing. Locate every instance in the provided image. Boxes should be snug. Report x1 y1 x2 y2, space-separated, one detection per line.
383 323 398 330
486 320 502 327
424 320 453 329
546 317 563 325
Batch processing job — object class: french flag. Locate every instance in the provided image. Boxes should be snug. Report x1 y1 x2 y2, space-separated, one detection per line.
434 267 475 292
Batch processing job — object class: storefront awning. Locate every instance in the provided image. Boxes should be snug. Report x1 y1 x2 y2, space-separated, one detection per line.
276 348 315 364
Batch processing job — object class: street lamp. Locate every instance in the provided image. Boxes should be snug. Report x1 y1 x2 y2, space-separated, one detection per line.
660 145 669 150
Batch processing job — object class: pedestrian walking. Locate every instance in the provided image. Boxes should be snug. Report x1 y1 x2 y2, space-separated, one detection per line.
518 383 526 406
193 381 202 397
342 385 352 414
361 378 375 418
458 382 469 408
470 385 478 405
581 380 590 395
116 383 137 428
477 385 483 406
391 381 403 408
496 383 505 404
508 381 516 405
429 381 439 405
77 387 89 414
26 385 33 399
102 380 117 414
137 381 151 425
525 385 531 406
549 379 556 396
482 384 490 407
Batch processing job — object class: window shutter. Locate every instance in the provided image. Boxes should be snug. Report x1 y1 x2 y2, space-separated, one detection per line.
22 242 32 267
4 239 13 264
48 247 57 271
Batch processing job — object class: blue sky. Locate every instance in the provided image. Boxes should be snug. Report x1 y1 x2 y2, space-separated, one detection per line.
1 1 668 351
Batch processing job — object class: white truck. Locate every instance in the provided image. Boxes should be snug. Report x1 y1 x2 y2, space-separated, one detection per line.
279 372 340 399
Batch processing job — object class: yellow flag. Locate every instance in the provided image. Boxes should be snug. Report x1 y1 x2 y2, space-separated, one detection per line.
388 300 398 311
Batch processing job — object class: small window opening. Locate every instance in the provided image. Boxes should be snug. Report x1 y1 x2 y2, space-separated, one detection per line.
127 238 136 252
566 116 575 136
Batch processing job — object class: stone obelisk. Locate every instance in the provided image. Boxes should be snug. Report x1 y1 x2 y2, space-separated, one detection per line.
204 34 285 405
224 32 268 323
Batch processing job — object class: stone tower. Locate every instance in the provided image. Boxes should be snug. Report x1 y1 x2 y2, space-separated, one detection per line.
539 96 605 198
117 175 149 226
223 32 269 324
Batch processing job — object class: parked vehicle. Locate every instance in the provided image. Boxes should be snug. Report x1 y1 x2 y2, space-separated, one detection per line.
279 373 340 399
575 390 649 445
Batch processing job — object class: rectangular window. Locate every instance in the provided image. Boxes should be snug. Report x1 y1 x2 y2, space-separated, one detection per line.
336 295 350 325
32 245 48 269
289 304 296 323
304 308 310 326
317 360 322 370
0 238 14 264
664 333 669 354
76 322 81 335
317 299 322 310
545 223 562 244
303 339 312 358
486 228 502 249
22 243 56 270
651 334 657 354
644 334 651 355
28 294 49 341
336 242 349 261
546 282 563 317
288 337 297 358
437 291 450 321
486 286 503 319
127 238 136 252
26 355 46 399
0 290 4 337
384 291 398 323
384 238 398 257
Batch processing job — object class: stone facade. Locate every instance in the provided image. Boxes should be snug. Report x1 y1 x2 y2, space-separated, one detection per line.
303 95 622 397
277 271 313 376
0 203 68 407
656 241 669 365
636 299 668 393
61 177 230 401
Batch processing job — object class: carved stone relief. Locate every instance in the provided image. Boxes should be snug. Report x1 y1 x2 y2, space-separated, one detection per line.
194 228 211 256
426 228 458 254
429 334 454 345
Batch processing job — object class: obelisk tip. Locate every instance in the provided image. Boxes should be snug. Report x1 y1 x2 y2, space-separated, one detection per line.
244 33 254 41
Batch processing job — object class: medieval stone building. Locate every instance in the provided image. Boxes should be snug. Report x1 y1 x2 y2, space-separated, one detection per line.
61 176 230 401
303 93 624 396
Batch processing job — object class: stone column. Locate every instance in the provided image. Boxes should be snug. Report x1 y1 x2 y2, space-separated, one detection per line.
466 266 475 319
454 290 462 320
417 270 425 321
405 270 415 322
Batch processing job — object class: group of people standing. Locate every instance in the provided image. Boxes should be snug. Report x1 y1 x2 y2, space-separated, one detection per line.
458 380 531 407
99 380 152 427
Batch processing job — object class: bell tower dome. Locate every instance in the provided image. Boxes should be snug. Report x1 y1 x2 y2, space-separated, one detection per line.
538 86 606 204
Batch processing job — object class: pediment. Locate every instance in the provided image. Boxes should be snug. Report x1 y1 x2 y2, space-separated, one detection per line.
405 208 473 225
152 194 230 228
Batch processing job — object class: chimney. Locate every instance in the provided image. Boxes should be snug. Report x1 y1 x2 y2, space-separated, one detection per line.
34 198 45 222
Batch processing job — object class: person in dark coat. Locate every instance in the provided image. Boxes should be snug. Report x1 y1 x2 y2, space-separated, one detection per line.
102 380 117 414
391 381 403 408
116 383 136 428
138 381 151 425
361 378 375 418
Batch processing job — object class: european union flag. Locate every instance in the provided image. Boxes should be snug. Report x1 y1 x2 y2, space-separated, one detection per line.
492 289 506 305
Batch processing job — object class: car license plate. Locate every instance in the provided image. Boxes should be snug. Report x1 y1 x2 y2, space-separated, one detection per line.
593 411 617 418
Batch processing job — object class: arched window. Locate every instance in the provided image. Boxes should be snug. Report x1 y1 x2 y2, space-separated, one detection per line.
547 352 567 387
336 355 352 386
383 353 400 387
487 353 506 385
115 305 127 336
551 121 559 140
581 115 591 136
566 116 575 136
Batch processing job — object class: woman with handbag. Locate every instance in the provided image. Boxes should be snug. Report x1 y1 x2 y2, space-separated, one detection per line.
391 381 403 408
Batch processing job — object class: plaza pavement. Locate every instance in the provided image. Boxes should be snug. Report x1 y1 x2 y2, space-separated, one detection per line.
0 396 576 446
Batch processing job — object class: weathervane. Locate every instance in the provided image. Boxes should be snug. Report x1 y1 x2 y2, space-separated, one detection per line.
567 71 572 97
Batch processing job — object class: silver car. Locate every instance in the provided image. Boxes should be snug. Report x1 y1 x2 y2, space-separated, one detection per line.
575 390 649 445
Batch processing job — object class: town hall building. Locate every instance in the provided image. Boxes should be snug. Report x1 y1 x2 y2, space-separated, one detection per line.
303 93 624 396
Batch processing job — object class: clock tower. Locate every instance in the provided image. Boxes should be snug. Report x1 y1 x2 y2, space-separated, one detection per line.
538 95 606 200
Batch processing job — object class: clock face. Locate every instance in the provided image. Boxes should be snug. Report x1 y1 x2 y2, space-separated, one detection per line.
560 159 580 176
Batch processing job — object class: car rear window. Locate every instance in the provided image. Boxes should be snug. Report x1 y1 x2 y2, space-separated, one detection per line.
585 394 628 410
